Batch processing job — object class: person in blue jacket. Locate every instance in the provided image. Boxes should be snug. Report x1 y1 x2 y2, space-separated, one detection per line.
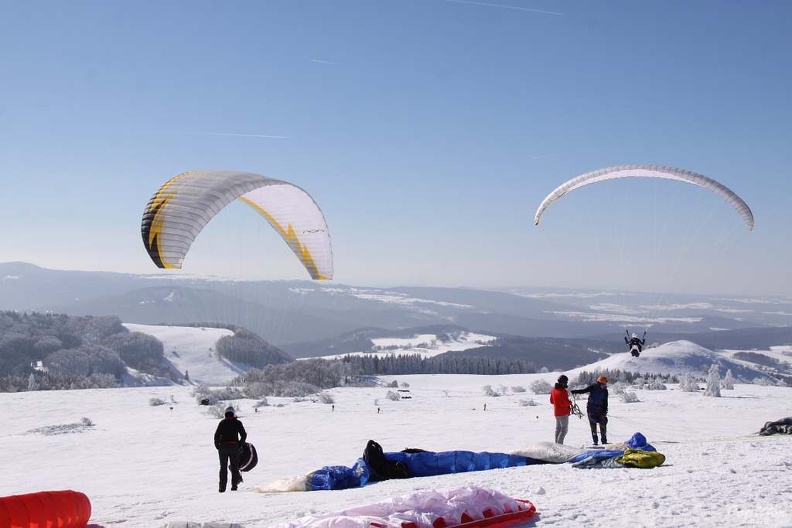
571 376 609 445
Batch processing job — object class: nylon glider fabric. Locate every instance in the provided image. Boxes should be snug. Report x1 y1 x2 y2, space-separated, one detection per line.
141 170 333 280
533 164 754 230
0 489 91 528
274 487 536 528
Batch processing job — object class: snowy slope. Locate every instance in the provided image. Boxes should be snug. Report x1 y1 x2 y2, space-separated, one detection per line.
567 340 778 382
124 323 240 385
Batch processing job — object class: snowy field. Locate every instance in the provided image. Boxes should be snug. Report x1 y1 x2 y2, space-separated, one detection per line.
2 325 791 527
2 374 791 527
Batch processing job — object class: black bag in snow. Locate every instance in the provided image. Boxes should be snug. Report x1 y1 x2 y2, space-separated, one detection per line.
363 440 409 481
239 442 258 472
759 417 792 436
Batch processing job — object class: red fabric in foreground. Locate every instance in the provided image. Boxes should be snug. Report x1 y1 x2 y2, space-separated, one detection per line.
407 498 537 528
0 489 91 528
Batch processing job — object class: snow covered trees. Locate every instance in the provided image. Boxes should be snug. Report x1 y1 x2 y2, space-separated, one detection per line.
704 364 721 397
530 379 552 395
722 369 735 390
679 372 700 392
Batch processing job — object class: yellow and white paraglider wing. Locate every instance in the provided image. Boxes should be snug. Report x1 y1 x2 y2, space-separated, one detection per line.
533 165 754 230
141 170 333 280
239 184 333 281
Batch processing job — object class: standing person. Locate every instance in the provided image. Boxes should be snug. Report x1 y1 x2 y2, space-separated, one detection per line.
214 406 247 492
549 375 572 444
571 376 609 446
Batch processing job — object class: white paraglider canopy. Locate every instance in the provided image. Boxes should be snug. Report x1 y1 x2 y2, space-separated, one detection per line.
534 164 754 230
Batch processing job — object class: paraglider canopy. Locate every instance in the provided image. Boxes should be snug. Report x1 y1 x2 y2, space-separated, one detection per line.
141 170 333 280
533 164 754 230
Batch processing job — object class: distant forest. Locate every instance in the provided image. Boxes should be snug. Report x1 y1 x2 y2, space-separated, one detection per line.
0 312 289 392
225 354 538 400
0 311 168 391
340 353 536 376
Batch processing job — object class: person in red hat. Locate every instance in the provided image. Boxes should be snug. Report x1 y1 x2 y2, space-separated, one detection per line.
571 376 609 445
549 375 572 444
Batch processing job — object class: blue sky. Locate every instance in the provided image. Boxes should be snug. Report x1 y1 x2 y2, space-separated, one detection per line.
1 0 790 295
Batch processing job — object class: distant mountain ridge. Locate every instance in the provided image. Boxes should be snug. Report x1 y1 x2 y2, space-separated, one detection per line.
2 262 792 357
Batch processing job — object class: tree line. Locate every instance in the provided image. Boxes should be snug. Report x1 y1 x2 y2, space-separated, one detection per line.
339 353 536 376
225 353 537 399
0 311 165 391
0 312 300 393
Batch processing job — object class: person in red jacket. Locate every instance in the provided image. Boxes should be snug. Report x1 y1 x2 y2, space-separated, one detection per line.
549 375 572 444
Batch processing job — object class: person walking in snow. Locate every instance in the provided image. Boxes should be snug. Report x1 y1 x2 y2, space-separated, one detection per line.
214 406 247 492
549 375 572 444
571 376 609 445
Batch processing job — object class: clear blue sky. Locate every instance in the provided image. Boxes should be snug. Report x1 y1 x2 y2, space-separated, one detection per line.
1 0 790 295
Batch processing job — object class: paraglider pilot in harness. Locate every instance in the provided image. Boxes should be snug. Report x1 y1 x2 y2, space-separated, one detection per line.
625 330 646 357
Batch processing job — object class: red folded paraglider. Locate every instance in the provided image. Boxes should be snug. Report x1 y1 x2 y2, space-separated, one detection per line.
0 490 91 528
275 487 536 528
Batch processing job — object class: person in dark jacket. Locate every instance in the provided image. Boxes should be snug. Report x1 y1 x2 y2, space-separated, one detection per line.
549 375 572 444
571 376 609 445
214 406 247 492
625 331 646 357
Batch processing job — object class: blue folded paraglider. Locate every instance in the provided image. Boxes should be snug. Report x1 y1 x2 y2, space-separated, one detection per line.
627 432 656 451
386 450 534 478
307 460 372 490
306 445 547 491
568 432 657 465
306 434 659 491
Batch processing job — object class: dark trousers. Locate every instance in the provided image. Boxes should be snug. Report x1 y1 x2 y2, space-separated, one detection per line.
587 409 608 443
218 443 242 490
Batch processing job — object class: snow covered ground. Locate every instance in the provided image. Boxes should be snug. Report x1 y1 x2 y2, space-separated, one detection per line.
2 325 791 527
2 374 791 527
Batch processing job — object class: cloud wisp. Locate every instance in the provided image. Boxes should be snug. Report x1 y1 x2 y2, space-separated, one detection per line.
174 131 291 139
444 0 564 16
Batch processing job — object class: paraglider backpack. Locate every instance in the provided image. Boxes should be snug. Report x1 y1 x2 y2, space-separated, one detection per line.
363 440 409 481
239 442 258 472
